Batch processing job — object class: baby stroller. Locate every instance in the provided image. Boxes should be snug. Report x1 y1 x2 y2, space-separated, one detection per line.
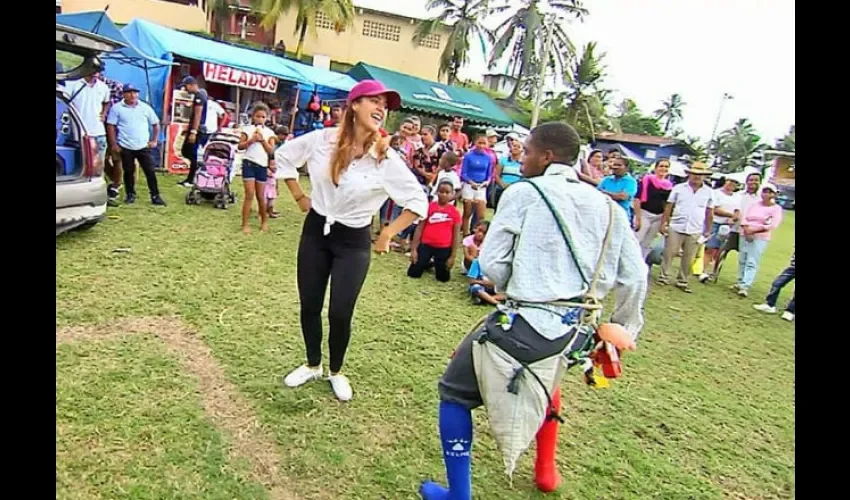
185 132 239 209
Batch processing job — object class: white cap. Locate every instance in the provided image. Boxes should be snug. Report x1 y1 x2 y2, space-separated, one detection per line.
485 129 498 137
760 182 778 194
505 132 520 141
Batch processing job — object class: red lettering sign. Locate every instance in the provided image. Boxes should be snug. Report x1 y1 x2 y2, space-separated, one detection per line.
201 62 279 93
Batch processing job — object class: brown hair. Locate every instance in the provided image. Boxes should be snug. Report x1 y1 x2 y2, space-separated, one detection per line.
329 99 388 186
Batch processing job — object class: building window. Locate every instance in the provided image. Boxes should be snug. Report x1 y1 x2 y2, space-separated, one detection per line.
419 33 441 49
315 12 344 31
362 20 400 42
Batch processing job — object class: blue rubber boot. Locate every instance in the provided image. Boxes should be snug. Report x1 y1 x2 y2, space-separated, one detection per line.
420 401 473 500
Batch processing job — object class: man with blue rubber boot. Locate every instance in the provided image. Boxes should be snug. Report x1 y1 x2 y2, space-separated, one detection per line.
420 122 647 499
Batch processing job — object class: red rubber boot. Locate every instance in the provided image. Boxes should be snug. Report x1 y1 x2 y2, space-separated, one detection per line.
534 387 562 493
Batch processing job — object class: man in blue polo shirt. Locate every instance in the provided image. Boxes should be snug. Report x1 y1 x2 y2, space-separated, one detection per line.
598 156 638 224
106 84 165 206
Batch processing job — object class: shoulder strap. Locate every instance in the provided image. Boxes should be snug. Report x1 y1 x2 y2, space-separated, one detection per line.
521 178 615 298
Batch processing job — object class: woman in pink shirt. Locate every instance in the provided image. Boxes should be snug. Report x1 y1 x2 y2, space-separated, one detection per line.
735 183 783 297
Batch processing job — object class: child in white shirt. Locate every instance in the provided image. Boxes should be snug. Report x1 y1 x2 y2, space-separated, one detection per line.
432 151 461 202
237 102 275 233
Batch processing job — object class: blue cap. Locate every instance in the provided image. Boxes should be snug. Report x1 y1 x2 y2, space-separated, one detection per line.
179 75 197 88
123 83 140 93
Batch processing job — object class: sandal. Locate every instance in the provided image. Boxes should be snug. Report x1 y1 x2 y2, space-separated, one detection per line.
675 283 693 293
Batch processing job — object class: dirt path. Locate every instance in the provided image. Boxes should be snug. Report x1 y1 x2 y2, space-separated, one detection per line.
57 316 297 500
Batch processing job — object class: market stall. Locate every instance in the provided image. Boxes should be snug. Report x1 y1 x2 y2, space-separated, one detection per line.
106 19 356 173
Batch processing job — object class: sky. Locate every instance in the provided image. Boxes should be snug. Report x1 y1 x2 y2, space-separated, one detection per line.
358 0 795 143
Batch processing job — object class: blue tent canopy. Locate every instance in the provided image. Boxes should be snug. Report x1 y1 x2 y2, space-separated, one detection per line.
291 63 356 93
55 12 173 69
112 19 356 119
124 19 309 86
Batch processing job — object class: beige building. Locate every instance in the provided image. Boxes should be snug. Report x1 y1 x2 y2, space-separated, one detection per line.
61 0 208 32
60 0 451 82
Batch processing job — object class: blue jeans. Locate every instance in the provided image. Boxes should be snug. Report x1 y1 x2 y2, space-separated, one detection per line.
380 200 403 225
765 264 795 313
94 135 107 164
737 238 768 290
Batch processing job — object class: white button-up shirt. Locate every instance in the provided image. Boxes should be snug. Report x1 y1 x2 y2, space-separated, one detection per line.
667 182 715 235
275 128 428 234
479 163 648 340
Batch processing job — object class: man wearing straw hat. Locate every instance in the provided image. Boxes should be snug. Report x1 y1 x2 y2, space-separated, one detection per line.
419 122 647 499
658 161 715 292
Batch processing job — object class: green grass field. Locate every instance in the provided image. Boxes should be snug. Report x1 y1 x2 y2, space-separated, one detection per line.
56 175 795 500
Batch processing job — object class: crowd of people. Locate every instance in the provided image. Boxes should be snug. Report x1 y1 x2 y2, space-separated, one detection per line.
356 111 795 323
64 71 794 499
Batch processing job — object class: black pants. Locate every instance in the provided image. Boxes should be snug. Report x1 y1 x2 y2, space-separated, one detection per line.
181 133 209 183
407 243 452 282
120 147 160 198
297 210 372 373
765 264 795 313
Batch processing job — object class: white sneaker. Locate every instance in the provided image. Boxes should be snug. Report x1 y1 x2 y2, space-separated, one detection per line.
283 365 323 388
699 273 711 283
781 311 795 322
753 304 777 314
738 288 748 298
328 374 353 402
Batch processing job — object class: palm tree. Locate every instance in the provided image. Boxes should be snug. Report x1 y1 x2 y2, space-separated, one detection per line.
412 1 493 85
544 41 608 140
489 0 588 103
206 0 240 40
712 118 766 173
682 135 708 162
776 124 795 152
654 93 685 135
257 0 355 60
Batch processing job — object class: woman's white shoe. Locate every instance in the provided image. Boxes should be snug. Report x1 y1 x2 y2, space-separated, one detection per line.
283 365 323 388
328 374 353 402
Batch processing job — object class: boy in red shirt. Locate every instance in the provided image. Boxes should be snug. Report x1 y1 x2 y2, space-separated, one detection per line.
407 181 462 282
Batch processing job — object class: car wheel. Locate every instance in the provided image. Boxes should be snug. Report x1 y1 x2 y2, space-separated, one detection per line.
73 220 100 232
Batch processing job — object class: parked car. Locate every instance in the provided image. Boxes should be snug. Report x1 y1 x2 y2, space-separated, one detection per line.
776 185 795 210
56 24 123 235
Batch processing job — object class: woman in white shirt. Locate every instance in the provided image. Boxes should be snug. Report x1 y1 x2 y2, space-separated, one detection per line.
274 80 428 401
237 102 275 233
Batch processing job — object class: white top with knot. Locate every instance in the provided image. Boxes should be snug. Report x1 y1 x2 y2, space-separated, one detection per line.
274 128 428 235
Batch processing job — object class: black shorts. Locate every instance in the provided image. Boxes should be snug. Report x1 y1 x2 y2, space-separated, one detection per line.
437 312 576 410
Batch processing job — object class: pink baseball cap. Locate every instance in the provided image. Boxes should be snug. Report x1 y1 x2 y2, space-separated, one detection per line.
347 79 402 110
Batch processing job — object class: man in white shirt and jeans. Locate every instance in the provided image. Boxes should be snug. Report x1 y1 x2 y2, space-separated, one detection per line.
658 162 715 292
65 62 111 188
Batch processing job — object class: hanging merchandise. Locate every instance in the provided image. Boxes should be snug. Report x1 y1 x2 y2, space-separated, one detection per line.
294 88 326 136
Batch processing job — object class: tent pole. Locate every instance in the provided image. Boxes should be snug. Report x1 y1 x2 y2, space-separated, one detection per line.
144 60 152 103
235 87 241 126
289 87 300 131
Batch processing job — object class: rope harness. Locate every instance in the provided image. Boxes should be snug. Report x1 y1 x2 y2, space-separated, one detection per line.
473 177 618 421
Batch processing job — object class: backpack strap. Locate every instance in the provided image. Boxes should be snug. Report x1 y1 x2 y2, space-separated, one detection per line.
521 178 616 303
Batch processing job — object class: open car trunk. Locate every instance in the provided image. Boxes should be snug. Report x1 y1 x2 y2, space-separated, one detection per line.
56 92 88 180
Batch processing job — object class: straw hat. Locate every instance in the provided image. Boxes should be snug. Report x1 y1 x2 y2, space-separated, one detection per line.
685 161 712 175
